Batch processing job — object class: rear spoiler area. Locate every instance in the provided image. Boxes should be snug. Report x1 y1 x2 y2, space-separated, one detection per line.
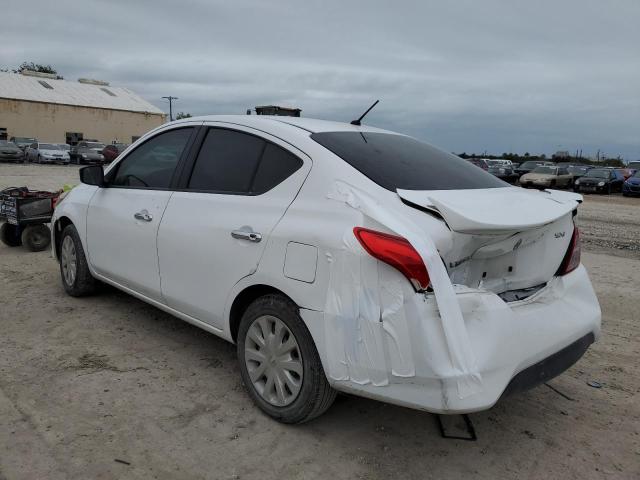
397 187 582 234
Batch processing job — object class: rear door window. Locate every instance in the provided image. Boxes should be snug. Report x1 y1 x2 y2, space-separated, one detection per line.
188 129 265 193
311 131 506 191
187 128 303 194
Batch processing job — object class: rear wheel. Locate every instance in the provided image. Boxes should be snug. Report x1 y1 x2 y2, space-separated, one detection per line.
59 224 96 296
0 223 22 247
21 224 51 251
237 294 336 423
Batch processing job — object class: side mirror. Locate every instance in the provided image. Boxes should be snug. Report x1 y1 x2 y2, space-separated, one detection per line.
79 165 105 187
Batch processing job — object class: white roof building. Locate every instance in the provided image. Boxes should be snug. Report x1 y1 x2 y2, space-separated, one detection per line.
0 71 166 145
0 71 164 115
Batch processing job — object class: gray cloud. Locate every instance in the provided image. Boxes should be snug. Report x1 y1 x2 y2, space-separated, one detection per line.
2 0 638 158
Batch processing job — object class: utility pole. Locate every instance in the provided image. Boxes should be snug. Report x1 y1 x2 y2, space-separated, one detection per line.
162 96 178 121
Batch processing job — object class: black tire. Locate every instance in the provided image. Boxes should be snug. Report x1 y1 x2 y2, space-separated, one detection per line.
237 294 336 424
37 155 41 164
0 223 22 247
21 224 51 252
59 224 96 296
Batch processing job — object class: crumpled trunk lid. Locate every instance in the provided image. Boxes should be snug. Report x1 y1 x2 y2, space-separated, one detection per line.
397 187 582 295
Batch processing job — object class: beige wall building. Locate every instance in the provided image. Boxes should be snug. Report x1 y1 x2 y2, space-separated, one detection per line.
0 71 166 145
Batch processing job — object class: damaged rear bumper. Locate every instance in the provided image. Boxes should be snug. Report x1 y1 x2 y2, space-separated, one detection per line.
500 331 594 398
302 264 601 414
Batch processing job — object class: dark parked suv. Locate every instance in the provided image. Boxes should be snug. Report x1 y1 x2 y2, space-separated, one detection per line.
0 140 25 162
9 137 37 152
70 141 106 164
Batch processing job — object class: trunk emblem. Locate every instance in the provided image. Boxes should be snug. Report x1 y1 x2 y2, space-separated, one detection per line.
555 232 566 239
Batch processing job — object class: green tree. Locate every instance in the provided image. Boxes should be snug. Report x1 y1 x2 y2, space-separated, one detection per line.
18 62 61 76
175 112 192 120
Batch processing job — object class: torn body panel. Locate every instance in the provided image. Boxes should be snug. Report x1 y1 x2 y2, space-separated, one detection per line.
301 263 600 414
298 181 600 413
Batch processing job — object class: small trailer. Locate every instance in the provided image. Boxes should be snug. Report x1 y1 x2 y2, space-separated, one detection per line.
0 187 60 251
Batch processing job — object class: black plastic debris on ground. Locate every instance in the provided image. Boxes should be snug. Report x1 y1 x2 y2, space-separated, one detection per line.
436 414 477 441
544 382 575 401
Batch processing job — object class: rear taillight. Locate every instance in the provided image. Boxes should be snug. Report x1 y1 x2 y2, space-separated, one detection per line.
353 227 431 291
557 226 581 276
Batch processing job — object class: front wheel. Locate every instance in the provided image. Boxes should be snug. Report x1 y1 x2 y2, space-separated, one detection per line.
237 294 336 424
59 224 96 296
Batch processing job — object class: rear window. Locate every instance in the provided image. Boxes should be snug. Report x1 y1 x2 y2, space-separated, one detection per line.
311 132 506 191
520 161 541 169
533 166 557 174
587 169 610 179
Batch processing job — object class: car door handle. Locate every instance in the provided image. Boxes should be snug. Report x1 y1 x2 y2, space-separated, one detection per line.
134 210 153 222
231 229 262 242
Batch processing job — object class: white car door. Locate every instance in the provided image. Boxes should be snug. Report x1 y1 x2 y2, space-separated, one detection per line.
86 126 196 301
157 125 311 327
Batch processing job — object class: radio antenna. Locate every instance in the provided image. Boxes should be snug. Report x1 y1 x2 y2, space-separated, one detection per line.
351 100 379 126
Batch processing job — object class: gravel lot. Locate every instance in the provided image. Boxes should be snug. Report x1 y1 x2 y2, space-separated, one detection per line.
1 163 639 479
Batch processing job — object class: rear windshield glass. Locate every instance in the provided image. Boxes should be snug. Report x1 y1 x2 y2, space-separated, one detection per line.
311 132 506 191
533 166 556 174
567 166 589 174
586 169 610 178
520 161 542 169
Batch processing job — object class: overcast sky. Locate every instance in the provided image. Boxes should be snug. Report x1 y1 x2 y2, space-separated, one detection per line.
2 0 638 159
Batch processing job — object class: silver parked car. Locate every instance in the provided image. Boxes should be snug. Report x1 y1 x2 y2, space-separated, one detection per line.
24 142 70 164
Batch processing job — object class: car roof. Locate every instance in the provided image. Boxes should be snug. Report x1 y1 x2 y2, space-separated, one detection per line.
170 114 396 135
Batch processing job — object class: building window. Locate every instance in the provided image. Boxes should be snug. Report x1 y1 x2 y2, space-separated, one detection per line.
66 132 84 145
101 87 116 97
38 80 54 90
0 128 7 140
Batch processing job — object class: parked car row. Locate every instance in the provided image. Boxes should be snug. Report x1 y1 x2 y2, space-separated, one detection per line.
466 158 637 195
0 138 129 165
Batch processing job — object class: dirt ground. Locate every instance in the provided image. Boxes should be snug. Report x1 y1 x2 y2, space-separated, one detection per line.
1 163 639 479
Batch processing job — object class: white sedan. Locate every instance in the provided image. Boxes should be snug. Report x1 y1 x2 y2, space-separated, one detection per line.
51 116 601 423
24 142 71 164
